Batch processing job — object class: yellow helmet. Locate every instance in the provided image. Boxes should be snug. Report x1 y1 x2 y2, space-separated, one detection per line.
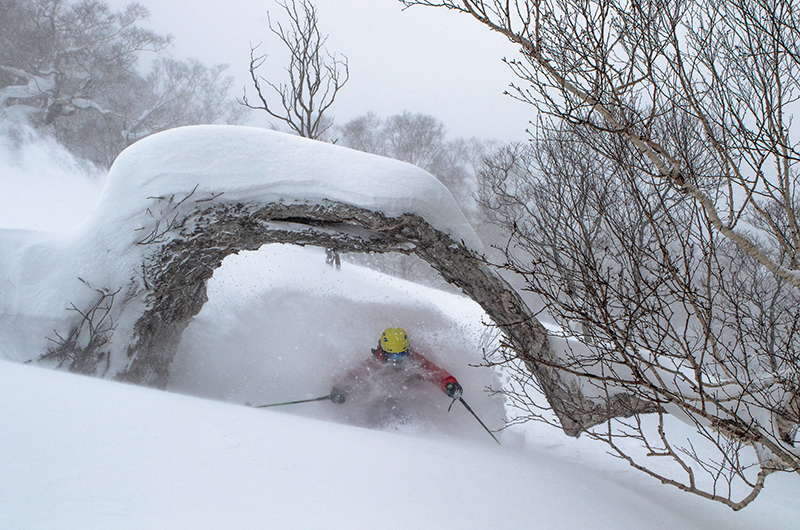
380 327 409 354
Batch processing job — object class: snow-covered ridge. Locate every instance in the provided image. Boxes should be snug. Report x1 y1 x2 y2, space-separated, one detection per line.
91 125 483 251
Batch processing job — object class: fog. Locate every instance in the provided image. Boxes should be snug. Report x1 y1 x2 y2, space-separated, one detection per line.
103 0 530 142
0 121 104 231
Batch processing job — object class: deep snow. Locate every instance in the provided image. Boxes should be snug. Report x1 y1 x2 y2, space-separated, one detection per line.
170 244 505 437
1 125 798 528
3 355 798 530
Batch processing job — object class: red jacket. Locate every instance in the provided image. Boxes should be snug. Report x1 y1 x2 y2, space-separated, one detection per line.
333 348 458 396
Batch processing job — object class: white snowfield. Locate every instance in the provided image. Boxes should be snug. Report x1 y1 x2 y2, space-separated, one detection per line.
1 358 796 530
1 125 797 529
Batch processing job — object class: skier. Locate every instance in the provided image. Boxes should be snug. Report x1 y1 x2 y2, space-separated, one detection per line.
328 327 463 426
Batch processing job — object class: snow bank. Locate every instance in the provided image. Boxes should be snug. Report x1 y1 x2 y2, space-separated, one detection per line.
90 124 483 251
3 359 796 530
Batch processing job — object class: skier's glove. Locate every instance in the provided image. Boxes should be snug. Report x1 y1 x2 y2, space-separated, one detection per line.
445 382 463 399
330 387 347 405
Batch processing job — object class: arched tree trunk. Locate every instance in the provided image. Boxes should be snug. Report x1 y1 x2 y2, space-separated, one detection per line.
53 195 649 436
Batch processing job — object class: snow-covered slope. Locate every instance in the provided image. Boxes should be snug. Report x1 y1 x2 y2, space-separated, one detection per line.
2 358 797 530
2 243 797 529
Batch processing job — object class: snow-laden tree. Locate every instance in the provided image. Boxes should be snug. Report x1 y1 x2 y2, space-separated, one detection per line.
0 0 168 124
0 125 585 454
0 0 243 166
402 0 800 508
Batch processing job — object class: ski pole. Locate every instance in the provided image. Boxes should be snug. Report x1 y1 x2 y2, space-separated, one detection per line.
459 397 501 445
247 394 332 408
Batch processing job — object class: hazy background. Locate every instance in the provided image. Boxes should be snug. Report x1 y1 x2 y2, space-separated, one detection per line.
103 0 531 142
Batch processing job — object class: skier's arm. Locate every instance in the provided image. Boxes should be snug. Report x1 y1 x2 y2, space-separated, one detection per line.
411 351 462 398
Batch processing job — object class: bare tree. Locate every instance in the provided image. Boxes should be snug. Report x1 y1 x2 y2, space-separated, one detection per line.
479 130 800 508
54 56 245 167
338 111 383 153
339 111 485 217
241 0 348 140
404 0 800 508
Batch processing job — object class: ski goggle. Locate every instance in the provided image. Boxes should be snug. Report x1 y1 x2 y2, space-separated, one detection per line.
384 350 409 363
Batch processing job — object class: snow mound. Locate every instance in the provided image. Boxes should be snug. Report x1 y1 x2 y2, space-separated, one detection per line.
92 124 483 251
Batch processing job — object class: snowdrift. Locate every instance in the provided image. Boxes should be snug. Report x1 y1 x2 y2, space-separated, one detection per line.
3 358 796 530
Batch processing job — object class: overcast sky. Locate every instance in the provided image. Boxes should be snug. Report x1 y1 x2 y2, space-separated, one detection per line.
107 0 532 142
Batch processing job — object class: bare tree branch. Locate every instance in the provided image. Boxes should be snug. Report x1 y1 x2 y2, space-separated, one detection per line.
401 0 800 507
239 0 349 139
